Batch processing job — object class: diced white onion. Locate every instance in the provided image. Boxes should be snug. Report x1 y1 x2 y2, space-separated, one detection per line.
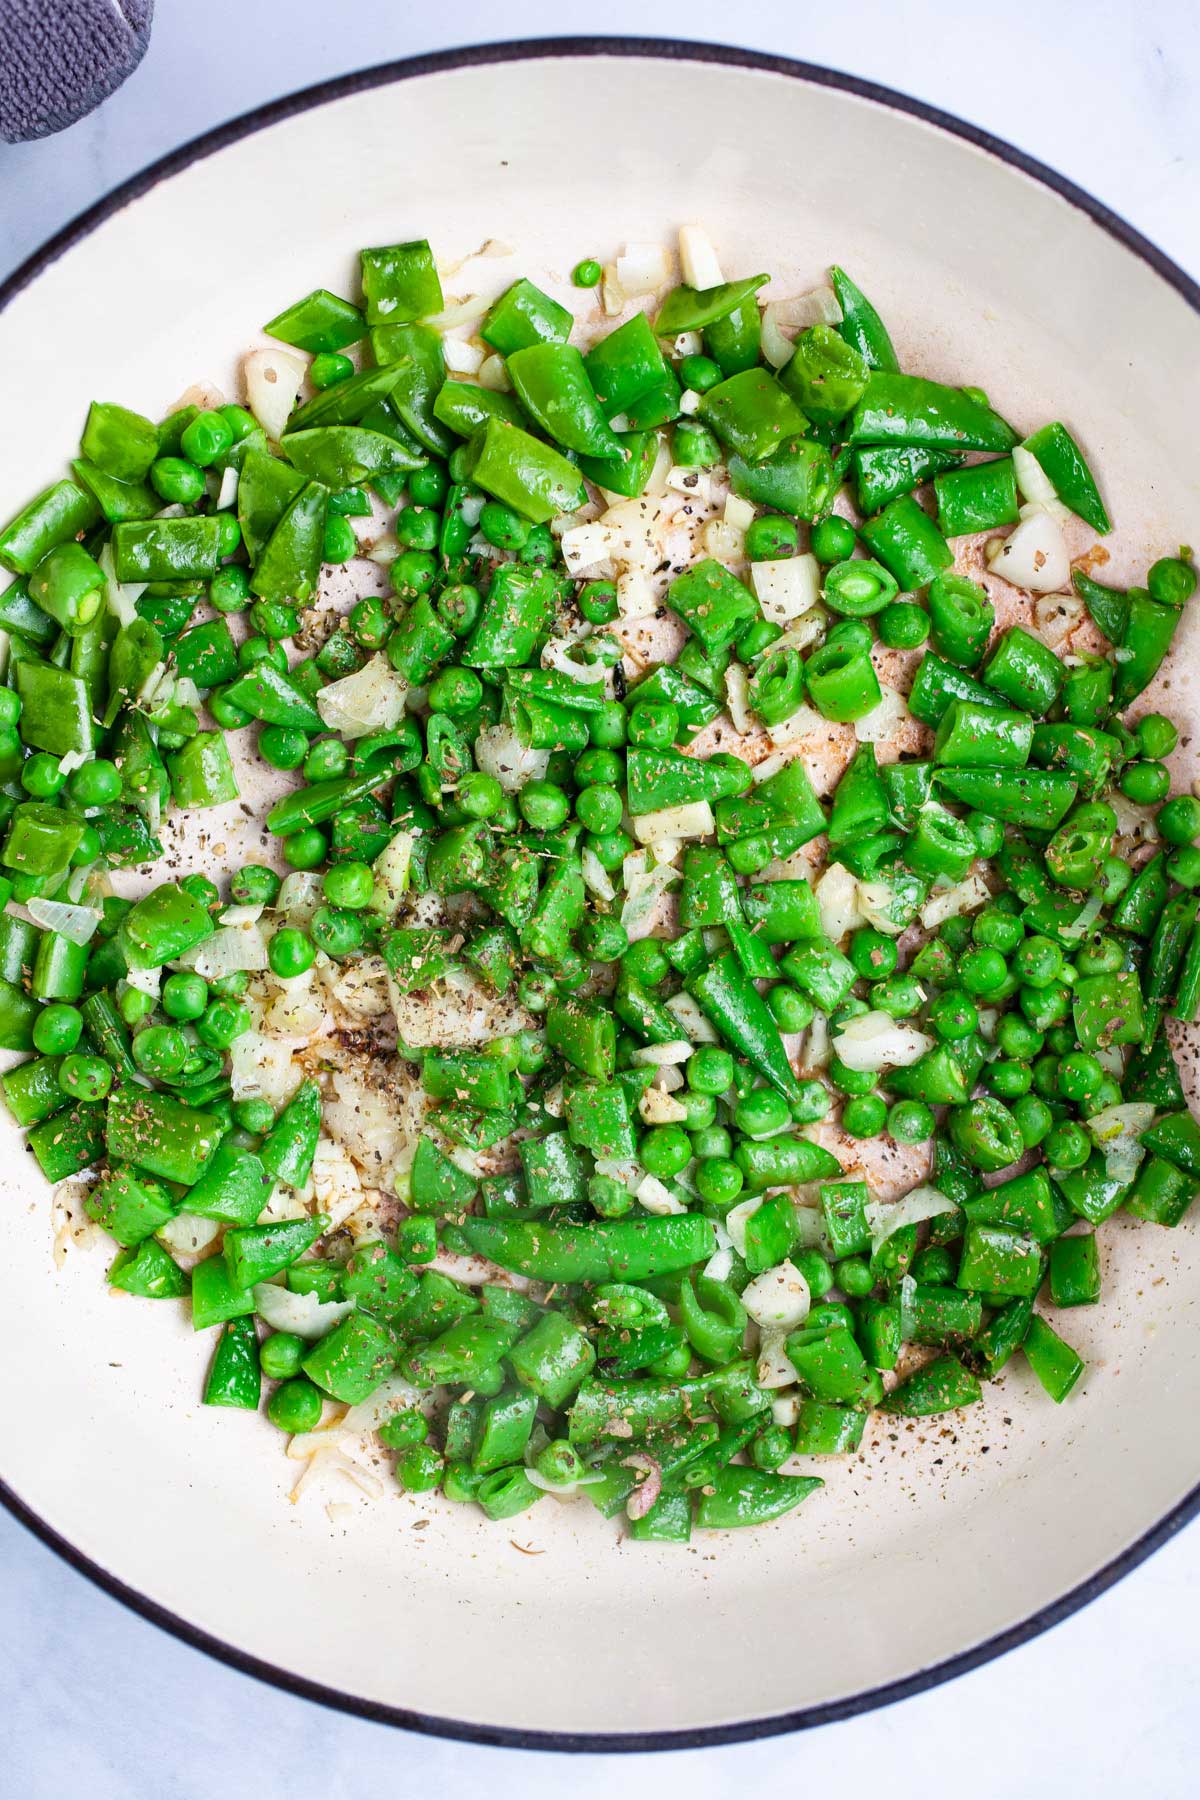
756 1329 797 1389
617 242 672 297
703 518 743 562
276 870 323 925
97 540 144 626
633 801 715 848
253 1280 357 1339
831 1010 934 1072
724 493 756 533
771 1392 801 1427
371 831 413 917
311 1136 368 1230
631 1040 694 1067
636 1173 687 1214
316 653 407 739
725 1194 764 1257
157 1213 221 1256
751 553 821 624
741 1259 811 1330
1013 443 1072 523
216 466 239 511
475 723 550 794
243 346 305 440
678 226 723 290
442 337 485 375
919 872 990 930
617 567 658 622
704 1244 735 1283
1086 1102 1155 1185
766 702 831 749
560 521 616 575
638 1086 690 1126
178 918 269 979
986 504 1070 592
865 1185 957 1254
665 991 718 1042
725 663 753 735
854 685 908 746
478 353 510 391
229 1029 301 1108
815 862 862 943
581 848 616 903
27 899 100 944
1034 588 1085 647
672 331 703 358
856 878 909 938
620 849 678 938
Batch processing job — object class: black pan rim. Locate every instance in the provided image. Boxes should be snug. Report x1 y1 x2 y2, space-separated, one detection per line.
3 31 1199 1755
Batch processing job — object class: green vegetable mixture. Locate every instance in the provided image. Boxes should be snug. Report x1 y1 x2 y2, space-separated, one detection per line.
1 231 1197 1539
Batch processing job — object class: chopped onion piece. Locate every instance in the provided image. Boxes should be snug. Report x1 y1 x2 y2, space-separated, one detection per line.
725 663 753 735
919 873 990 930
771 1392 801 1427
672 331 703 358
724 492 755 533
243 346 305 440
703 518 742 562
678 225 723 289
633 801 715 848
665 991 718 1042
316 653 407 740
475 723 550 794
157 1213 221 1256
749 553 821 625
339 1372 426 1437
986 504 1070 593
636 1173 687 1213
854 685 908 745
1034 588 1085 647
766 702 831 749
560 520 615 575
725 1194 764 1257
638 1087 689 1126
704 1244 735 1284
620 849 679 938
1086 1102 1155 1185
371 831 413 917
832 1010 934 1071
1013 444 1072 523
97 539 144 626
617 567 657 622
581 848 615 903
630 1040 694 1067
27 899 100 944
478 354 510 391
253 1280 357 1340
741 1259 811 1329
865 1185 957 1254
229 1029 301 1108
179 917 269 979
756 1329 797 1390
216 465 239 511
617 241 672 296
815 862 862 943
442 337 485 375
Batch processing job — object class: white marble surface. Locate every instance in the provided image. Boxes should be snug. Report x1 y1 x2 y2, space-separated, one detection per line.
2 3 1200 1793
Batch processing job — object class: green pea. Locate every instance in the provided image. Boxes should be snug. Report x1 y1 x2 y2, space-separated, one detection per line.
744 515 799 562
1057 1051 1103 1101
1014 935 1063 989
161 971 209 1022
309 351 354 389
733 1086 792 1139
695 1156 743 1206
887 1098 933 1144
519 780 571 831
267 1376 324 1434
132 1025 189 1079
834 1256 874 1298
825 617 873 653
304 737 349 782
394 505 437 552
763 984 811 1033
1147 555 1197 607
379 1409 430 1450
232 1096 276 1135
230 863 281 907
809 514 857 564
196 997 252 1050
259 1333 307 1380
1012 1093 1053 1149
621 938 670 988
210 565 252 613
0 690 20 725
578 914 628 962
408 463 449 507
319 513 355 564
927 988 978 1041
457 770 503 819
71 824 102 868
214 511 242 558
1120 760 1170 804
579 579 619 625
575 748 623 788
348 596 391 649
986 1059 1032 1099
877 601 930 649
958 946 1008 998
677 353 723 393
1044 1119 1091 1170
322 859 374 909
150 455 205 504
33 1003 83 1055
259 724 309 771
638 1125 691 1180
1157 794 1200 845
520 524 556 565
433 581 479 637
687 1046 735 1096
627 701 678 749
250 599 300 641
841 1094 887 1138
58 1052 113 1102
68 758 122 807
790 1079 831 1124
1073 933 1124 977
283 827 328 871
572 783 621 834
751 1426 793 1472
848 928 898 981
311 904 365 959
572 258 603 288
997 1014 1043 1060
268 926 316 979
390 549 436 595
478 501 530 551
428 665 484 717
22 753 66 799
1135 712 1178 760
118 987 155 1027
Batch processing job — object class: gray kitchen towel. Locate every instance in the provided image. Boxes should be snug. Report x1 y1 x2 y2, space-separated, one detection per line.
0 0 154 142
